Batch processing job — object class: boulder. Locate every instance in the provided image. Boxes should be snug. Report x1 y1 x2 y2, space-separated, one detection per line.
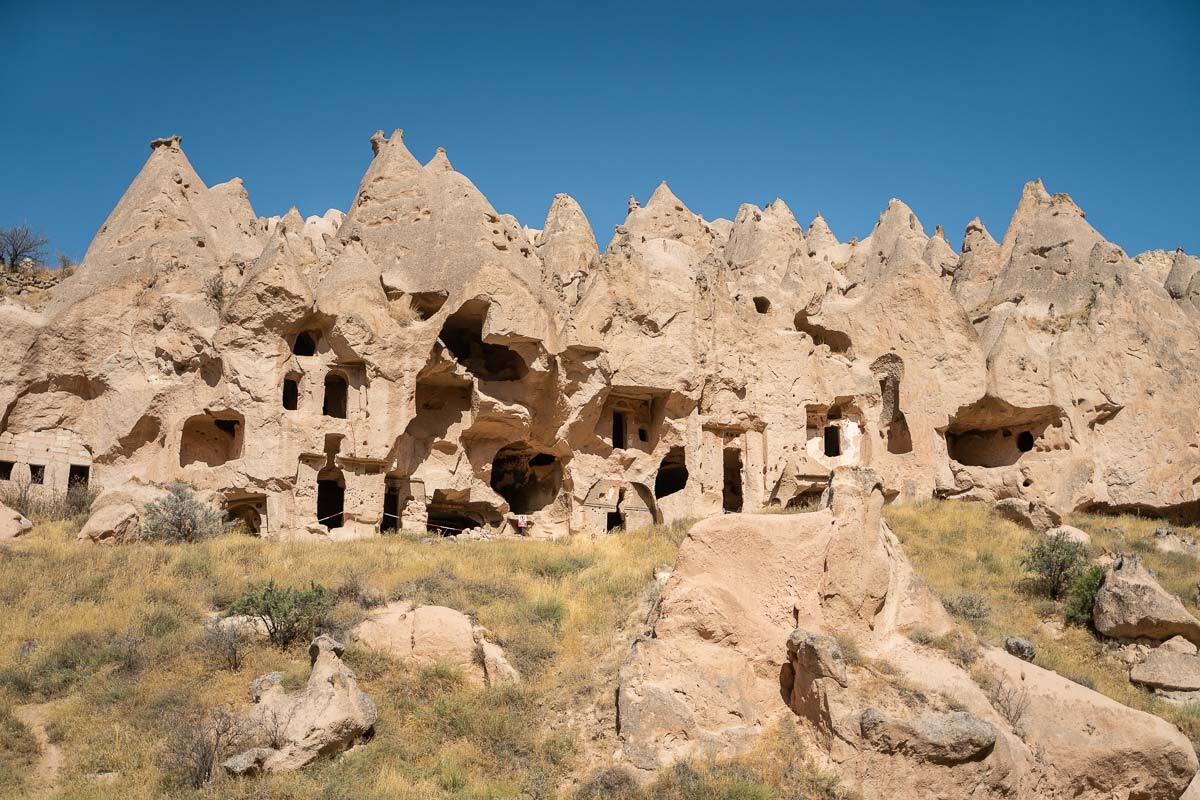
351 603 519 686
1151 527 1200 558
76 503 140 544
1003 636 1035 662
1093 553 1200 644
0 501 32 540
1045 524 1091 545
1130 649 1200 692
224 636 377 774
859 708 998 764
992 498 1061 531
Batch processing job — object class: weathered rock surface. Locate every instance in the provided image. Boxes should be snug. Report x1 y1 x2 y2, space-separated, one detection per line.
0 501 31 540
1 129 1196 546
1094 553 1200 644
1003 636 1035 661
224 636 377 774
617 467 1197 798
1130 648 1200 692
350 603 519 686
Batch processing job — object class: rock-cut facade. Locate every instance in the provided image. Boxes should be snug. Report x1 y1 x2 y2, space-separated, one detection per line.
2 130 1199 539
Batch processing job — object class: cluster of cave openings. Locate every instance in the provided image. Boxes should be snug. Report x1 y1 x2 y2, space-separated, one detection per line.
438 299 529 381
179 412 244 468
282 374 300 411
604 393 658 450
490 443 563 514
944 399 1061 468
654 446 689 499
316 468 345 529
794 312 852 355
323 373 348 419
723 447 744 513
291 330 321 357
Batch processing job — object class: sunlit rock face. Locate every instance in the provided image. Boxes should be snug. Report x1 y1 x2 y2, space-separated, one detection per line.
4 131 1199 539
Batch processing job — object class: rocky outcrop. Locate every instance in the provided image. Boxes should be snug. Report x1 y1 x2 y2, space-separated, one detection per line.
1093 553 1200 644
350 603 520 687
223 636 376 775
616 467 1197 798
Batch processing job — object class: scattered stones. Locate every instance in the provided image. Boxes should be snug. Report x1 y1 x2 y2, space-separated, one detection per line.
1130 649 1200 693
1003 636 1036 662
1093 553 1200 645
1045 524 1091 545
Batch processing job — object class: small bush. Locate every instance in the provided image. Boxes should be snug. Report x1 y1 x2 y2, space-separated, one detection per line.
227 580 334 649
197 621 250 671
203 274 229 309
575 766 641 799
1020 531 1087 599
0 704 39 795
159 705 249 789
141 483 231 543
1065 565 1105 627
907 628 935 646
987 677 1030 727
944 592 992 624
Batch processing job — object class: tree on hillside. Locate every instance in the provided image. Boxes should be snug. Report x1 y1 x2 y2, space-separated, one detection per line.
0 224 49 270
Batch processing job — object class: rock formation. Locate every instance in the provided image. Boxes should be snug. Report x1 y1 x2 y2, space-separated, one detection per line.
616 467 1197 797
1 130 1198 542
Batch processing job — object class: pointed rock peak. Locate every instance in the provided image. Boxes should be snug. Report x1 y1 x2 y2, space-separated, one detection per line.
370 128 405 155
627 195 641 213
281 207 305 230
962 217 997 252
934 224 946 240
426 146 453 172
1022 178 1050 201
874 198 924 235
734 203 762 224
150 135 183 152
808 214 838 242
647 181 687 211
764 198 799 225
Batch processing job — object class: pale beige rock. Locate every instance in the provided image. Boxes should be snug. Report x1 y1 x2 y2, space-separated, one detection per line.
0 501 31 540
76 503 140 544
1094 553 1200 644
992 497 1061 530
1046 524 1091 544
1130 648 1200 692
225 635 377 774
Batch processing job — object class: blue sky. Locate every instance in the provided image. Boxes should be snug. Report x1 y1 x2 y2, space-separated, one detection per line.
1 0 1197 262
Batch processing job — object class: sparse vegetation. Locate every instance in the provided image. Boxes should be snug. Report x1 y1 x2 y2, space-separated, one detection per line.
0 223 49 270
159 705 250 789
0 518 679 797
887 500 1200 749
1065 565 1105 627
140 483 232 543
202 274 230 309
987 677 1030 727
0 478 96 522
226 581 335 649
1019 529 1086 599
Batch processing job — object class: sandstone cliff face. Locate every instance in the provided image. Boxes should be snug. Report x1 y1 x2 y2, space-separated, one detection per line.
1 131 1198 539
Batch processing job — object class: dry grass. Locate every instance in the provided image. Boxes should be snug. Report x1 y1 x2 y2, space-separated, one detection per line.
885 499 1200 748
0 519 679 799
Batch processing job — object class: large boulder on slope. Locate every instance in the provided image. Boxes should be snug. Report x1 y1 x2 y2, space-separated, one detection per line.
0 501 32 540
1093 553 1200 644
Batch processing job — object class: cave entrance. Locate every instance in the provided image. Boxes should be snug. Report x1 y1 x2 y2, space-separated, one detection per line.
323 373 348 419
382 479 401 533
654 446 689 499
794 312 852 354
180 412 244 468
317 469 345 529
823 425 841 457
723 447 744 513
438 299 529 381
425 490 501 535
944 398 1063 468
490 443 562 514
225 495 266 535
612 411 627 449
68 464 90 487
282 375 299 411
292 330 319 356
0 460 12 481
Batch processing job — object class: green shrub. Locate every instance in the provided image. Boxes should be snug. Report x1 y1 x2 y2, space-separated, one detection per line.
226 580 334 649
141 483 232 543
1019 531 1087 599
1065 565 1105 627
575 766 641 799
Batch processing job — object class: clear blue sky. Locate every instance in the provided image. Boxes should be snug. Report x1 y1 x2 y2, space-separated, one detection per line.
1 0 1197 263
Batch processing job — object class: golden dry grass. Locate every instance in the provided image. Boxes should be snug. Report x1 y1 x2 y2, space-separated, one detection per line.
0 519 682 799
885 500 1200 749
